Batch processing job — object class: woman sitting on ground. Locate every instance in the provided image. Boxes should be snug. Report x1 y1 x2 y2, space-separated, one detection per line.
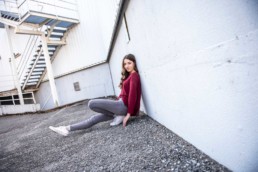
49 54 142 136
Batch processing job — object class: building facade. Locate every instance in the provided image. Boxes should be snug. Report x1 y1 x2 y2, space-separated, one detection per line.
0 0 258 171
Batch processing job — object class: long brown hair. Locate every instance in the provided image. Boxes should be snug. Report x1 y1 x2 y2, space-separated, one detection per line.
118 54 139 89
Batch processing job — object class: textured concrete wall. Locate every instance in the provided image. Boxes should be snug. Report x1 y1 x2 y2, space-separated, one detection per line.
35 63 114 110
109 0 258 171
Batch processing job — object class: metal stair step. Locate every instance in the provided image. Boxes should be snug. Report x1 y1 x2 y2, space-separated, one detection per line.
28 67 46 70
45 31 64 36
48 37 61 41
28 78 39 82
32 56 45 59
30 61 46 65
31 59 45 62
35 64 46 67
39 55 53 58
29 76 41 79
48 49 55 52
31 72 43 75
24 71 43 76
26 82 37 86
53 26 67 31
53 28 66 33
29 68 45 72
46 34 63 39
42 51 54 55
33 54 51 58
28 64 46 69
48 47 56 51
31 74 42 77
38 45 57 49
34 54 53 58
47 45 58 48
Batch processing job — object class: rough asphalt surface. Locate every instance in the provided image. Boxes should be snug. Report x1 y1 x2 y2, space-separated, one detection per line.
0 97 231 172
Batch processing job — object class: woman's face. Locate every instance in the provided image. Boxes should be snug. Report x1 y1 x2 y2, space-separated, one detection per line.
123 59 135 73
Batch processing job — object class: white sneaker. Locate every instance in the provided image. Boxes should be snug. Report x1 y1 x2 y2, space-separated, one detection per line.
49 126 69 136
110 115 125 126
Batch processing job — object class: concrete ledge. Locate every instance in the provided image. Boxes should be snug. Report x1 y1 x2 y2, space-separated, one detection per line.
0 104 40 115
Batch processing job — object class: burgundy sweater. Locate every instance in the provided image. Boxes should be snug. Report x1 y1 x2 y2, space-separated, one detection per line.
116 72 142 116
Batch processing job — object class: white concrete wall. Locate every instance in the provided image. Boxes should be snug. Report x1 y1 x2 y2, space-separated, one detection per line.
0 27 30 92
0 104 40 115
0 29 15 92
43 0 120 80
109 0 258 171
35 63 114 110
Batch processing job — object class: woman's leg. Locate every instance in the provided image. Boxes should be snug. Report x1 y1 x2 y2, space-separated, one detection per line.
70 113 113 131
88 98 128 116
69 99 127 131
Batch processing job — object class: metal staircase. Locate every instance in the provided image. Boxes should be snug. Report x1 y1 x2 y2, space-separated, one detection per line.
0 0 79 90
20 25 69 90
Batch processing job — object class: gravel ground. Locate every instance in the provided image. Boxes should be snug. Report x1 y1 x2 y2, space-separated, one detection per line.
0 97 231 172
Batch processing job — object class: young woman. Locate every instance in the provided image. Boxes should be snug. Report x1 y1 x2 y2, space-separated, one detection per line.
49 54 142 136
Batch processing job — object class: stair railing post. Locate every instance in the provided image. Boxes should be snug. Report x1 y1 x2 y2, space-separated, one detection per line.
5 24 25 105
41 34 60 107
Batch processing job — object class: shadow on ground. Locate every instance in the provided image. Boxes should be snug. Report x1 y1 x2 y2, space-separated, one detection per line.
0 98 231 172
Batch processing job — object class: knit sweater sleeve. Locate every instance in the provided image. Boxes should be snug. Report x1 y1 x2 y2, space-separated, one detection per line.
128 74 138 115
116 92 121 100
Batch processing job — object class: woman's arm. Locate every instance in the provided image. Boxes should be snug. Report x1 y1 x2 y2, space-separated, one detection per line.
123 113 131 127
127 74 138 114
124 74 139 127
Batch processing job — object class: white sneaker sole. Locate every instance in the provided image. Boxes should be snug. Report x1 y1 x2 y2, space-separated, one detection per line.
49 126 69 136
110 122 122 126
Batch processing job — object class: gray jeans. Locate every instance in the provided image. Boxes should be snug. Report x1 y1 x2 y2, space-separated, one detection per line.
70 98 128 131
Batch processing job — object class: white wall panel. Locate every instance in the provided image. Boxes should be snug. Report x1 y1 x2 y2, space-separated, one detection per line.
109 0 258 171
0 29 15 92
36 63 114 110
0 28 30 92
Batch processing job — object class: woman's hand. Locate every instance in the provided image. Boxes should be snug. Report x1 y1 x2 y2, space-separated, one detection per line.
123 113 131 127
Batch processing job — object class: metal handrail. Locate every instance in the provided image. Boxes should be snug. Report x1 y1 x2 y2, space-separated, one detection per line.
19 36 40 81
0 0 18 10
0 0 21 20
17 35 39 81
18 25 46 87
18 0 78 12
18 35 37 73
17 35 32 71
17 0 79 19
17 0 27 8
32 0 77 11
